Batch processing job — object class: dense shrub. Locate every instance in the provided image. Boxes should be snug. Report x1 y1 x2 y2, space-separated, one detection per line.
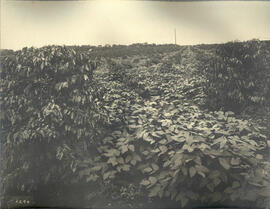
159 60 173 73
0 49 15 57
77 91 270 208
65 41 269 208
133 103 270 208
107 59 150 99
204 39 270 112
0 46 108 206
107 59 127 82
71 51 270 207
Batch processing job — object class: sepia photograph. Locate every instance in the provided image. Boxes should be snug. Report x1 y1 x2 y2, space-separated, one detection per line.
0 0 270 209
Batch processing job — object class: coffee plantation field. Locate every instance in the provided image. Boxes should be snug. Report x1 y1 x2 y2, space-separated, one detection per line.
1 40 270 209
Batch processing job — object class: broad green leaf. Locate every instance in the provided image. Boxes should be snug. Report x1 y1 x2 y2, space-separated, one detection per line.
143 167 153 173
207 183 215 192
149 184 161 197
163 160 171 168
171 135 186 143
164 112 172 117
134 154 141 162
213 177 221 187
225 111 235 117
219 158 230 170
128 144 135 152
103 171 115 180
91 165 102 171
107 157 118 166
198 171 206 178
149 176 157 185
248 180 264 187
258 187 270 197
125 155 132 163
143 134 155 144
182 167 188 176
142 150 149 156
219 138 227 149
256 154 263 160
198 143 210 151
122 164 130 171
152 132 161 138
155 130 165 135
159 139 168 144
152 163 159 171
117 137 126 143
83 74 89 81
86 174 98 182
130 159 136 166
120 145 129 154
117 157 124 164
104 149 120 157
140 179 150 186
159 145 168 153
176 194 189 207
231 157 240 165
189 167 196 178
230 191 239 201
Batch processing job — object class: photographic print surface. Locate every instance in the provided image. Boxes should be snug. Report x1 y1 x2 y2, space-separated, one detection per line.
1 0 270 209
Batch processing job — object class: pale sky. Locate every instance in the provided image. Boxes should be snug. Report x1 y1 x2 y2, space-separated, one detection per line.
1 0 270 50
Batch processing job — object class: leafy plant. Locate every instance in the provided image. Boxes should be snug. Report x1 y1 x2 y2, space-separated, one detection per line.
0 46 107 206
204 39 270 112
1 41 269 209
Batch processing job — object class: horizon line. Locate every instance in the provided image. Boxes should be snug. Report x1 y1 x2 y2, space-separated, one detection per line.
2 38 270 51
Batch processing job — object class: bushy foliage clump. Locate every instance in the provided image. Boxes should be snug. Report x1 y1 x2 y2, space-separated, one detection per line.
0 46 108 206
107 59 150 99
69 46 270 208
73 89 270 208
204 39 270 112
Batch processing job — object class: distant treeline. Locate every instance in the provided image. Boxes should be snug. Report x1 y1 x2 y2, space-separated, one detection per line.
69 43 182 58
196 40 270 50
0 43 182 59
0 49 15 57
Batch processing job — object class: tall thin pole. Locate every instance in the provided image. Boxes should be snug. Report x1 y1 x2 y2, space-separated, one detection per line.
174 28 177 45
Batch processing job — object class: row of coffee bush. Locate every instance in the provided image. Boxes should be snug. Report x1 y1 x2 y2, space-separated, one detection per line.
204 39 270 113
0 46 109 207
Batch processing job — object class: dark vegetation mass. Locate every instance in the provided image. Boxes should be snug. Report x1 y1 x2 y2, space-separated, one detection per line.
1 40 270 209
